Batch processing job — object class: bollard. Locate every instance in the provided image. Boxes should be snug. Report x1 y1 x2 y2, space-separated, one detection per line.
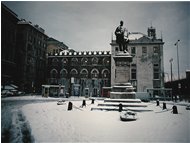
172 105 178 114
82 100 86 108
91 99 95 104
118 103 123 112
156 100 160 106
163 102 167 110
68 102 73 111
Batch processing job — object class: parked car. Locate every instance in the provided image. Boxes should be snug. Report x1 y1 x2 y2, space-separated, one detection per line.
1 90 14 97
186 105 190 110
17 91 25 96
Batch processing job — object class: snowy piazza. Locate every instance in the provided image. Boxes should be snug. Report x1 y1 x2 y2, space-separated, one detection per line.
1 1 190 143
1 96 190 142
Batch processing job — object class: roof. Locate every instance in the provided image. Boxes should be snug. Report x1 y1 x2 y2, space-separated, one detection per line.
47 37 69 49
49 50 111 57
2 3 18 19
128 32 145 40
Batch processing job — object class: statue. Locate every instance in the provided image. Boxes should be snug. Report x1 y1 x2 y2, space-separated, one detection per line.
115 21 129 53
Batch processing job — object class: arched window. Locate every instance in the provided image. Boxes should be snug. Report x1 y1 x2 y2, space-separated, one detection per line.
80 68 88 78
102 57 110 66
61 58 68 66
92 57 98 65
50 69 58 78
52 58 59 66
81 57 88 65
60 69 68 78
71 58 78 66
102 69 110 78
91 68 99 78
70 68 78 77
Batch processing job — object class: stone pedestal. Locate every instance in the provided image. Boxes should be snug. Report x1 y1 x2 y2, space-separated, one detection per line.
110 83 136 99
113 52 132 84
110 51 136 99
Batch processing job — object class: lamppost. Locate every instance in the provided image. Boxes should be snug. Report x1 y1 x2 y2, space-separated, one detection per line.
169 58 173 100
169 58 173 82
174 39 180 99
174 40 180 81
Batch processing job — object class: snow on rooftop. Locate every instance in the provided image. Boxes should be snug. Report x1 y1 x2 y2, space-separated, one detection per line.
128 32 146 40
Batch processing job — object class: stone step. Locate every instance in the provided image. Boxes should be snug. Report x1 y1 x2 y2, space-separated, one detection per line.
98 103 147 107
104 98 141 103
91 106 152 112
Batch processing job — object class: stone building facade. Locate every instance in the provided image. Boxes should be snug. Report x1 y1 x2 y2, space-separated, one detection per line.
111 26 165 97
1 3 19 86
47 27 165 97
47 51 111 97
16 20 48 92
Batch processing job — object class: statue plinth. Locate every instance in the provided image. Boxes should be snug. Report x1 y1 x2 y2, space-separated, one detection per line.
113 51 132 84
110 83 136 99
113 51 132 62
111 51 136 99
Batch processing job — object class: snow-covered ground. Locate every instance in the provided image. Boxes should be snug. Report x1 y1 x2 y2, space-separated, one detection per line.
19 97 190 142
1 96 190 142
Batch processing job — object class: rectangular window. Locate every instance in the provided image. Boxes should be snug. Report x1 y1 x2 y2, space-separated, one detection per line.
153 64 160 79
131 69 136 79
131 63 136 67
153 80 161 88
142 47 147 55
131 47 136 55
153 47 159 54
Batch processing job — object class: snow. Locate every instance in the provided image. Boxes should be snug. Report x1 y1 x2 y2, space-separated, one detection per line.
21 98 190 142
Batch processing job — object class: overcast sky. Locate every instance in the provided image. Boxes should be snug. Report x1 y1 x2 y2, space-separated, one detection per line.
2 1 190 80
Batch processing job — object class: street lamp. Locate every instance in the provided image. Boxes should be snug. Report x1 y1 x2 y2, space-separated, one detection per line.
174 39 180 99
174 40 180 81
169 58 173 82
169 58 173 100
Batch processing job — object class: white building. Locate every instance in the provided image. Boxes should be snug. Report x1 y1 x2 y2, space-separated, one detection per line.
111 26 165 97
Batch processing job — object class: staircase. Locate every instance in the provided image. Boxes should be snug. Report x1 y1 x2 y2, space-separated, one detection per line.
91 98 152 112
